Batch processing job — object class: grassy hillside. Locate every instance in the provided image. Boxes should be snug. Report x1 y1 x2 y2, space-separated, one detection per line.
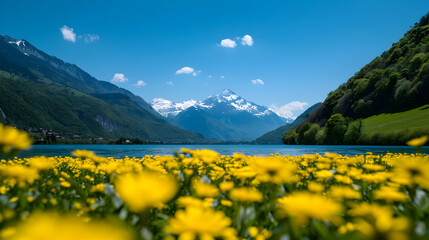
361 104 429 134
283 104 429 145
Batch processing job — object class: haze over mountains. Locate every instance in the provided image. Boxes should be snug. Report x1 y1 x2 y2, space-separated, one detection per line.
151 89 293 141
0 35 206 143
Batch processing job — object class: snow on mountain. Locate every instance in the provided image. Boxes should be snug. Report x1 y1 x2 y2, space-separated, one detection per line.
151 98 197 117
151 89 294 122
8 39 26 47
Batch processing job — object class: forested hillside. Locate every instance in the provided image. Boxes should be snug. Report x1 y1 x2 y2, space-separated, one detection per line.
305 13 429 125
283 13 429 145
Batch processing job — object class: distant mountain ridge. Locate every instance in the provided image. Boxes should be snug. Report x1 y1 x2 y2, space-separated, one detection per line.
152 89 294 121
0 35 206 142
256 103 322 144
1 35 161 117
151 89 293 141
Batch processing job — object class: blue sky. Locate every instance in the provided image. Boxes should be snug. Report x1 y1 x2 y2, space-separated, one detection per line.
1 0 429 117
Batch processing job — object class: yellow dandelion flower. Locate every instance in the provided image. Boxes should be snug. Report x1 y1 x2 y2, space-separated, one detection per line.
328 186 361 200
307 182 324 193
165 207 237 240
72 150 96 159
373 186 409 203
28 156 55 171
0 165 39 187
219 181 234 192
248 157 298 184
193 180 219 198
0 124 32 153
90 183 105 193
314 170 334 180
4 212 133 240
60 182 71 188
361 164 385 171
229 187 263 203
220 200 233 207
406 136 428 147
177 196 212 209
191 149 219 164
277 192 342 225
115 171 177 212
248 227 259 237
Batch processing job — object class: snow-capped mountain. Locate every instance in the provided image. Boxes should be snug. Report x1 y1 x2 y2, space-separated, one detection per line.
151 89 294 122
151 89 293 141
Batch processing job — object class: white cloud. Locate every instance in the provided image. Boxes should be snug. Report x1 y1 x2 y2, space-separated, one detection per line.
134 80 146 87
167 81 174 85
60 25 76 42
251 79 264 85
241 35 254 46
220 75 225 79
192 72 197 76
111 73 128 83
270 101 309 119
175 67 195 75
208 75 212 79
220 39 237 48
84 34 100 43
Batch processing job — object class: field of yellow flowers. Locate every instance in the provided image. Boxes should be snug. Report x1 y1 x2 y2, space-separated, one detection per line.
0 124 429 240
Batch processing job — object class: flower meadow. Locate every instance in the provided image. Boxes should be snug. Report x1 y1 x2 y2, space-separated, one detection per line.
0 125 429 240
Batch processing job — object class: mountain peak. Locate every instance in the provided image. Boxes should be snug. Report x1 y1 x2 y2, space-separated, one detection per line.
2 35 25 47
151 90 294 123
221 88 235 95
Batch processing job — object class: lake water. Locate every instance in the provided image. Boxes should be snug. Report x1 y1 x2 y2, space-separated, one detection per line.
17 144 429 158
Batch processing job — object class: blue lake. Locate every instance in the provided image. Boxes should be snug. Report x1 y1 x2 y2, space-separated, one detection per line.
18 144 429 158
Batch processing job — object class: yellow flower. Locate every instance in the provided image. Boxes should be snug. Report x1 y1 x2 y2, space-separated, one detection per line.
193 180 219 198
115 171 177 212
72 150 96 159
373 186 409 203
361 164 385 171
177 196 212 209
0 124 32 153
165 207 237 240
4 212 133 240
90 183 105 193
314 170 334 180
328 186 361 200
60 182 71 188
248 157 297 184
338 222 356 234
220 200 233 207
325 153 340 159
349 203 409 236
219 181 234 192
0 165 39 187
277 192 342 225
248 227 259 237
191 149 219 164
229 187 263 203
406 136 428 147
28 157 55 171
307 182 324 192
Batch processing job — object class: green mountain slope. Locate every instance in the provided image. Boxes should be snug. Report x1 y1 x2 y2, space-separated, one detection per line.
303 13 429 126
0 36 207 143
0 71 206 142
255 103 321 144
352 104 429 145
